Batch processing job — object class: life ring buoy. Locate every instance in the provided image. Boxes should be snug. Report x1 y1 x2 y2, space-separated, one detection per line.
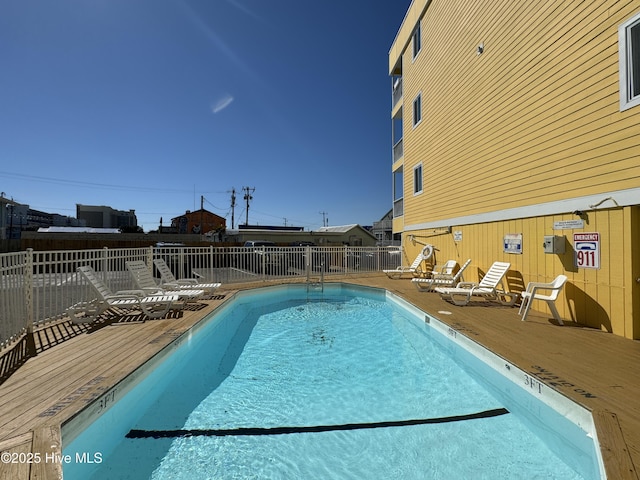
421 244 434 260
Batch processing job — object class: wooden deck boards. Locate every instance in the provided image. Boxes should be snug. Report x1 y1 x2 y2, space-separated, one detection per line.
0 276 639 479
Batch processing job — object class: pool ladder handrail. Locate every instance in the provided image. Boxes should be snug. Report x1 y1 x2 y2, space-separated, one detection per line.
307 262 324 292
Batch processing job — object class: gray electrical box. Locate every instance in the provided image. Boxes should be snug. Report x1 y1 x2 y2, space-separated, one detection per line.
543 235 565 254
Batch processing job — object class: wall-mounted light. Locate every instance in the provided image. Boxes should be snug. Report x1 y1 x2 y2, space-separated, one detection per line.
476 43 484 55
572 210 590 223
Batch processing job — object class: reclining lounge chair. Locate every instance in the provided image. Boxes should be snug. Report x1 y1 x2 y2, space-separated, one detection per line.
435 261 518 306
126 261 204 304
412 259 472 292
153 258 221 297
383 245 434 279
68 265 180 323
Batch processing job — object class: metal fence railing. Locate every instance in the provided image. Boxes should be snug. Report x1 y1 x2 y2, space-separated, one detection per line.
0 251 28 349
0 246 402 351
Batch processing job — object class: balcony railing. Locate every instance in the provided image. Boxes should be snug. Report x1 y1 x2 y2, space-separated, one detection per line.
372 219 393 231
392 77 403 109
393 138 404 163
393 198 404 218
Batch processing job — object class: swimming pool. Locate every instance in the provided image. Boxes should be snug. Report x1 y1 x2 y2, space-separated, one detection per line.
62 284 604 479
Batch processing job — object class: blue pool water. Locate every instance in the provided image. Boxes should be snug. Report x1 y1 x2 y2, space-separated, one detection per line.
63 284 602 479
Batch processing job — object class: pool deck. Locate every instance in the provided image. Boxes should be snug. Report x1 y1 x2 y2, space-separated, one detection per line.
0 274 639 479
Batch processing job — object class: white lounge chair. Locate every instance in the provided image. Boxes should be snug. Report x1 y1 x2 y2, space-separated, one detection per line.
433 259 459 276
383 245 434 279
435 261 517 306
69 265 179 323
413 259 472 292
126 261 204 303
518 274 568 324
153 258 221 297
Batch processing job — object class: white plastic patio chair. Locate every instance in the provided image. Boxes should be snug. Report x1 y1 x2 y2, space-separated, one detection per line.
518 274 568 324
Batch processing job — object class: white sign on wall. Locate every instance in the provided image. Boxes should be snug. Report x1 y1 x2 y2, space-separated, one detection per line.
504 233 523 254
574 232 600 269
553 220 584 230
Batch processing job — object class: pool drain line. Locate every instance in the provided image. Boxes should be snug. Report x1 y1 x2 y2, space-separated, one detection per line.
126 407 509 439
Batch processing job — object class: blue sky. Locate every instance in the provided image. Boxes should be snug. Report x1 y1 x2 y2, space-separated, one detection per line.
1 0 410 232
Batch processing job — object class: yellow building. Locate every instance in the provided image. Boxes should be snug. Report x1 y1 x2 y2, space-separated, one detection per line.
389 0 640 338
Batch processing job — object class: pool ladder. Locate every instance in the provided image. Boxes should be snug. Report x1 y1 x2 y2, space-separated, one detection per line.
306 262 324 292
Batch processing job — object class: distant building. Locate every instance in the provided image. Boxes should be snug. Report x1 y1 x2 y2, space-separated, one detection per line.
225 224 378 246
0 196 23 240
51 213 84 228
170 209 226 235
315 225 377 246
1 196 84 239
7 203 28 239
77 204 137 229
36 226 120 234
0 196 8 240
371 209 399 246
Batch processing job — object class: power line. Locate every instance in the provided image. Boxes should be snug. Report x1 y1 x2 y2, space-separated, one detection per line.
0 170 192 194
202 196 227 212
249 208 316 228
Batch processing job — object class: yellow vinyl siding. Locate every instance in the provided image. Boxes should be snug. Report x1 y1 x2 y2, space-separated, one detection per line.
392 215 404 234
398 0 640 226
402 207 635 336
388 0 431 74
623 206 640 337
392 1 640 338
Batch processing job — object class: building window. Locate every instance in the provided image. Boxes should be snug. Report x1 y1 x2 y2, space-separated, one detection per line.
619 12 640 110
413 164 423 195
413 93 422 127
412 21 421 59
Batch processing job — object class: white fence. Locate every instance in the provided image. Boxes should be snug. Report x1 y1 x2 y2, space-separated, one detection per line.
0 246 401 350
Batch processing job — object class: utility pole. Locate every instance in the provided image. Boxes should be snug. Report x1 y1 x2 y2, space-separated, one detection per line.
243 186 255 226
9 204 14 240
320 211 328 227
230 188 236 229
200 195 204 235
